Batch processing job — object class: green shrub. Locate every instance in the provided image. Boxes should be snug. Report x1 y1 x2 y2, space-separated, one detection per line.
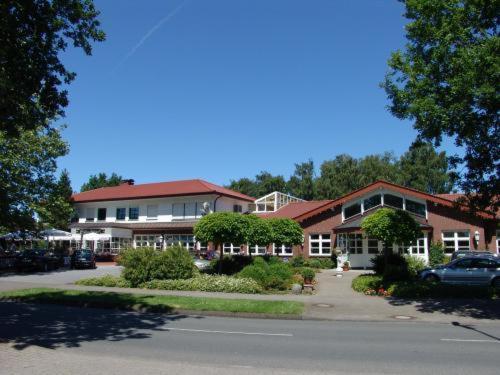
75 275 132 288
290 255 305 268
119 246 196 287
304 259 322 269
238 258 294 291
150 245 197 280
210 255 252 275
317 258 335 269
142 274 263 294
403 255 427 278
300 267 316 282
371 253 414 281
351 274 383 293
428 242 446 267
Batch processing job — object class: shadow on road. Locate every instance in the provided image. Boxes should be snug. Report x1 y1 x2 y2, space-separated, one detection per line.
451 321 500 341
388 298 500 320
0 301 194 350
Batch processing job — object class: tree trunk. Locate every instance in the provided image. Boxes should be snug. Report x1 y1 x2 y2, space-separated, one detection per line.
217 243 223 275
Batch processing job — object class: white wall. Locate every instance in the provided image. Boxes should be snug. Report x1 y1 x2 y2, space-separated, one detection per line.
75 194 251 224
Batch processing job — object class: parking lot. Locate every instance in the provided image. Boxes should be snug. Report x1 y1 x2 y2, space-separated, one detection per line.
0 265 122 285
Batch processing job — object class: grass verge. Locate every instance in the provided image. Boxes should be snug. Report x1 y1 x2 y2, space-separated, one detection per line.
352 274 497 299
0 288 304 315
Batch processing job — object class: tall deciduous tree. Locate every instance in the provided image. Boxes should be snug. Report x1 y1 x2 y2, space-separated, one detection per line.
0 126 68 231
0 0 105 137
80 173 123 192
383 0 499 213
398 142 455 194
287 160 315 200
315 155 361 199
226 178 260 198
254 171 287 197
35 169 74 230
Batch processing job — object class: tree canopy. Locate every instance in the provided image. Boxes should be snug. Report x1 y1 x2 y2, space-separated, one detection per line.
80 173 123 192
0 126 69 231
361 208 422 251
267 218 304 247
0 0 105 137
35 169 74 230
383 0 499 213
245 215 273 248
287 160 315 200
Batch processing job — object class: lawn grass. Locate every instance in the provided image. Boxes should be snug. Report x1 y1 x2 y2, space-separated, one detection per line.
0 288 304 315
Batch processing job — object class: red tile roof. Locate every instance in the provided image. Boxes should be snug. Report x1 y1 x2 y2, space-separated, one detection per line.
435 193 465 201
71 179 255 203
258 200 334 219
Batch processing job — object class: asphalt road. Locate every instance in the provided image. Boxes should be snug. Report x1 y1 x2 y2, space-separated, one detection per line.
1 302 499 374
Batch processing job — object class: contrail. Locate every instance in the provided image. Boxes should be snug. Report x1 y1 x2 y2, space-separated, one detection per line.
113 0 189 71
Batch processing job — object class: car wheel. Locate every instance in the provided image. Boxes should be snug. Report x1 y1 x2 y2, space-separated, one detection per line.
492 278 500 289
424 274 439 283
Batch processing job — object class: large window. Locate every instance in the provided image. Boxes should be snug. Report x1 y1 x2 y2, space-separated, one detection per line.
165 234 196 252
273 244 293 256
173 202 203 220
134 235 162 249
405 199 426 217
309 234 331 256
129 207 139 220
384 194 403 209
249 245 267 255
397 238 426 255
85 208 94 222
233 204 243 213
147 205 158 220
442 231 470 253
116 208 126 220
344 203 361 219
223 243 241 254
363 194 381 211
348 233 363 254
367 238 380 254
97 208 106 221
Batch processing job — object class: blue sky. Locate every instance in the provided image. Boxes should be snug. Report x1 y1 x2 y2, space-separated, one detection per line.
58 0 446 191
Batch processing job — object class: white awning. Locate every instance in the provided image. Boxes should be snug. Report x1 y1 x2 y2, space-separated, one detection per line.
83 232 112 241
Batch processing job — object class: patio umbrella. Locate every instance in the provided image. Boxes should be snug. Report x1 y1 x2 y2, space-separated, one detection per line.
40 228 72 241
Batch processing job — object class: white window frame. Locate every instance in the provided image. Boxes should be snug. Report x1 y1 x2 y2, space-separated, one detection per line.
442 231 470 254
249 244 267 255
309 233 331 256
165 234 196 252
223 243 241 254
134 234 162 250
273 244 293 256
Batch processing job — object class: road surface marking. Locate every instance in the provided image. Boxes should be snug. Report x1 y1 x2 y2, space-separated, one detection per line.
162 327 293 337
441 338 500 343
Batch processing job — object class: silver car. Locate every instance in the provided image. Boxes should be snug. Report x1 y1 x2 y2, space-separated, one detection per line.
419 257 500 288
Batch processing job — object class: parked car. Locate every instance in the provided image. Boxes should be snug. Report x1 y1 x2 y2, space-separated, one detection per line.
71 249 96 269
450 250 497 261
15 249 60 272
193 257 211 271
419 256 500 288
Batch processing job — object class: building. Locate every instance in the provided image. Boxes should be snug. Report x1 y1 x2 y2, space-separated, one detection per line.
71 178 498 268
259 180 498 267
70 179 255 254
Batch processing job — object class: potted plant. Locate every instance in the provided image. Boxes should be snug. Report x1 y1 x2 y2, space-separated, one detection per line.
301 267 315 284
342 260 350 271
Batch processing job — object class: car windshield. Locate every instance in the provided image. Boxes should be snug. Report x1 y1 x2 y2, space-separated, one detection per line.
75 250 92 259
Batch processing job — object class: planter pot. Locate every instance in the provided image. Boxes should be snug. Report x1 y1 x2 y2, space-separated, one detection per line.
342 266 349 272
304 278 313 284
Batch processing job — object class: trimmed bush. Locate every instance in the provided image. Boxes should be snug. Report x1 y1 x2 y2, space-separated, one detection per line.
238 258 294 291
304 259 322 269
143 275 263 294
371 253 411 281
428 242 446 267
119 246 196 287
75 275 132 288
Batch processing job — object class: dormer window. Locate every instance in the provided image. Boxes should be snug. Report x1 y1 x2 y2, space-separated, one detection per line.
405 199 426 216
363 194 381 211
344 202 361 219
384 194 403 209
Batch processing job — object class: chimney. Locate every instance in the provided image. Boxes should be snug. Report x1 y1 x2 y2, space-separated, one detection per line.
120 179 135 186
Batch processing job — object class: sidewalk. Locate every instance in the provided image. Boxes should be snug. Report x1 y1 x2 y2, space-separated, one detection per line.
1 269 499 325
